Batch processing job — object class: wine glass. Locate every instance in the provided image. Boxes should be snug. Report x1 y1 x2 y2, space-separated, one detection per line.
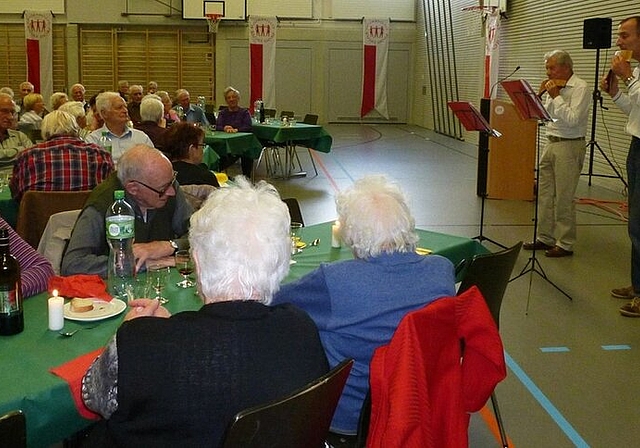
147 265 170 304
175 250 195 288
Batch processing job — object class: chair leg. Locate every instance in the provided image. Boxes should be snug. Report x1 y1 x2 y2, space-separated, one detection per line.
307 148 318 176
490 392 509 448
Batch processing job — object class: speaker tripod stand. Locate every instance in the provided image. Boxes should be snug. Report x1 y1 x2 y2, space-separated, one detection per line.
500 79 573 306
585 47 627 187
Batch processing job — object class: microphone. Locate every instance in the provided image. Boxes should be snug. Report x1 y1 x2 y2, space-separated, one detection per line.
488 65 521 98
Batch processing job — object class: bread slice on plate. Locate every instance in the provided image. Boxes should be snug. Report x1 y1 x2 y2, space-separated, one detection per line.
70 297 94 313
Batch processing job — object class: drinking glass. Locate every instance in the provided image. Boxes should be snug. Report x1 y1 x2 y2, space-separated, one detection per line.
147 265 170 304
175 250 195 288
290 222 303 255
0 172 9 193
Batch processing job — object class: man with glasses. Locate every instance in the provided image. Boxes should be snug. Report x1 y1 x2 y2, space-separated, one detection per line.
61 144 193 277
0 93 32 164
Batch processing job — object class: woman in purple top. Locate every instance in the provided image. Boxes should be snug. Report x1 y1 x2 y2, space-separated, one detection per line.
216 86 254 177
0 217 54 297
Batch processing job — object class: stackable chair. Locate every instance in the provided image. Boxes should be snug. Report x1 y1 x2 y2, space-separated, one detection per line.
456 241 523 448
283 197 304 226
220 359 353 448
16 190 92 249
0 410 26 448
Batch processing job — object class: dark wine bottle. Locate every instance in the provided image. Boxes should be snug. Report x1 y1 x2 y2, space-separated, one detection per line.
259 101 265 123
0 228 23 336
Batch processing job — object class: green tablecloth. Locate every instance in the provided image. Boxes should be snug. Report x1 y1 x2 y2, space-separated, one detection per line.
202 131 263 170
0 222 484 446
252 123 333 153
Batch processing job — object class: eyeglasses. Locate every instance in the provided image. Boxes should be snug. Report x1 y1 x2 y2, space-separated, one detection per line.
133 171 178 197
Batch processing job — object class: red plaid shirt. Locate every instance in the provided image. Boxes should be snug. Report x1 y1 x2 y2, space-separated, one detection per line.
10 136 115 201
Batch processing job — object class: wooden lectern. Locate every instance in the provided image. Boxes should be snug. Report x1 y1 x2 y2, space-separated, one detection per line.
478 99 536 200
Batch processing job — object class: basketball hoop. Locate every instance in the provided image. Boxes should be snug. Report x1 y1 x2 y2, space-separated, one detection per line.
205 14 222 33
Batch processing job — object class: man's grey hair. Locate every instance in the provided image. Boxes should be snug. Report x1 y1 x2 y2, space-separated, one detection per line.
95 92 122 115
544 49 573 69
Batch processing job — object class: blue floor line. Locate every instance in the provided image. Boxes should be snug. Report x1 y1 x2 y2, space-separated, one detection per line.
601 344 631 350
504 351 590 448
540 346 570 353
328 153 355 183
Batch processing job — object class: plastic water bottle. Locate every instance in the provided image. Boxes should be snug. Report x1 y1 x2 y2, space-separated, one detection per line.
106 190 135 299
99 131 112 154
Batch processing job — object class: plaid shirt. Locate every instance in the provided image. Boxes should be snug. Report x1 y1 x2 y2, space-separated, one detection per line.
10 136 115 202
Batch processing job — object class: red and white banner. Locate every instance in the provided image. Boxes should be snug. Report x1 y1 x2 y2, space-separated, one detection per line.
24 10 53 101
250 16 277 109
484 10 501 98
361 18 389 119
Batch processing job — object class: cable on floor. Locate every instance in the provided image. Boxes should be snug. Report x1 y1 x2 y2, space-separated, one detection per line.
575 197 628 222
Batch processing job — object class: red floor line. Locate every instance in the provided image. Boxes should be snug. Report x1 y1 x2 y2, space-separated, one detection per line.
311 151 341 193
479 405 515 447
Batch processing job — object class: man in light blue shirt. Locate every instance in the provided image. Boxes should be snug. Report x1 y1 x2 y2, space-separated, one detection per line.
175 89 209 126
87 92 153 163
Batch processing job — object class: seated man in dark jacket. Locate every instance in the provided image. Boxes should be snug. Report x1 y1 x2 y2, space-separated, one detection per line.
81 177 328 447
61 144 193 276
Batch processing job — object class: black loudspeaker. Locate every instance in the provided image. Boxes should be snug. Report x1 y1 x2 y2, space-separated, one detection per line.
583 18 612 49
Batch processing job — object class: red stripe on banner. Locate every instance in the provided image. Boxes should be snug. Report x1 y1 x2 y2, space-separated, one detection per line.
250 43 264 108
483 55 491 98
26 39 41 93
361 45 376 117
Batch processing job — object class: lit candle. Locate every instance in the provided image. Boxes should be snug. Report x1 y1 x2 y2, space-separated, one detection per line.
48 289 64 331
331 220 341 248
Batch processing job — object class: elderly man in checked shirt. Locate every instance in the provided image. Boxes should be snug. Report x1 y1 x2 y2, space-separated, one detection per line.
10 110 114 202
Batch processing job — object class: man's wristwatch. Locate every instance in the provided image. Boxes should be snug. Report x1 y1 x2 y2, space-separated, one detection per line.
169 240 179 254
624 75 635 86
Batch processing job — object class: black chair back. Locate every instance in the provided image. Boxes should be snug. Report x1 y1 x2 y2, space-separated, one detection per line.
220 359 353 448
456 242 521 448
457 242 522 328
283 198 304 226
264 108 276 118
0 410 26 448
303 114 319 125
280 110 295 119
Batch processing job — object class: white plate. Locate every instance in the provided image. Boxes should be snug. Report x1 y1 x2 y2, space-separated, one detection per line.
64 298 127 322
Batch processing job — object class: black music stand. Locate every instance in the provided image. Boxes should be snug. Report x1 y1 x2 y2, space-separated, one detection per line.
448 101 506 249
501 80 573 303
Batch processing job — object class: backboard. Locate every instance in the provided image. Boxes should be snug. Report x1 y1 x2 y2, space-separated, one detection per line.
182 0 247 21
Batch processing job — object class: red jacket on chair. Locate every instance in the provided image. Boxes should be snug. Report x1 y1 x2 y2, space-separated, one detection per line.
366 286 506 448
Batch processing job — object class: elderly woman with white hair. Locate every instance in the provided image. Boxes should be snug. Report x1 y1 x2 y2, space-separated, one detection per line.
10 110 114 202
18 92 44 130
50 91 68 111
58 100 90 140
133 97 167 149
216 86 254 176
272 174 457 443
81 176 328 447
